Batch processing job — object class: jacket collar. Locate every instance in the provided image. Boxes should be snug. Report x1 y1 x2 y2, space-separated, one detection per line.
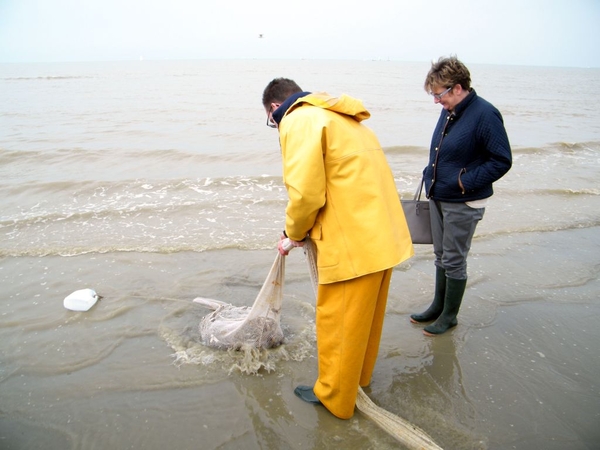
451 89 477 118
272 91 311 125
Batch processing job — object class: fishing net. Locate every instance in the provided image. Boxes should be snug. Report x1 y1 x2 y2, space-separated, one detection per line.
192 239 442 449
193 245 289 350
193 239 318 350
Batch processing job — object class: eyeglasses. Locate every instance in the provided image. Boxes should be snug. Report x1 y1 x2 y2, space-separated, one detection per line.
266 105 277 128
430 87 452 100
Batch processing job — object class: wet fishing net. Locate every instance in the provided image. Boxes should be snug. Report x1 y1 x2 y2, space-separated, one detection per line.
193 255 285 350
192 239 441 449
193 239 318 351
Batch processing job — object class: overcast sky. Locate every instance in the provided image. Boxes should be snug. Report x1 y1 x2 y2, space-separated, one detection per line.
1 0 599 67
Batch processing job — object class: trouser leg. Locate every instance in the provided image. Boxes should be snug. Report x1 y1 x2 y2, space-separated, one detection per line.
437 201 484 280
313 269 391 419
360 268 392 386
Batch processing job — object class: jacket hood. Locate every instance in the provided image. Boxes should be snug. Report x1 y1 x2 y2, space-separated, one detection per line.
285 92 371 122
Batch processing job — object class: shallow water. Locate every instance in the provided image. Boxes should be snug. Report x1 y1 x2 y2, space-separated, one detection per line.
1 60 599 449
1 227 598 449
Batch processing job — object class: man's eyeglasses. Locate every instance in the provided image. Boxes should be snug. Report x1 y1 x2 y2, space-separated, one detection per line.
430 87 452 100
266 105 277 128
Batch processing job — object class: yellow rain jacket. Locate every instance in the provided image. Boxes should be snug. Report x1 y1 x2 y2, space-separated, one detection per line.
279 93 413 284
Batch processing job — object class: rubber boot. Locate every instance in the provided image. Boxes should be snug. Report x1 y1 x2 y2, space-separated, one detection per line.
423 277 467 336
410 266 446 323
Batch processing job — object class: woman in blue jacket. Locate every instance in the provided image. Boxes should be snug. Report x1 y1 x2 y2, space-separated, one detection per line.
410 56 512 336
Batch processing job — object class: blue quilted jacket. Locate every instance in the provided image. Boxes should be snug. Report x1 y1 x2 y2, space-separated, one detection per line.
423 90 512 202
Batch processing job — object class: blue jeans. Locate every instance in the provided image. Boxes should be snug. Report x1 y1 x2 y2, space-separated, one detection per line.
430 200 485 280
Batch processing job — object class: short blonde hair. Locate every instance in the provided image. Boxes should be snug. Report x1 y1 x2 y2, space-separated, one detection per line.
424 56 471 93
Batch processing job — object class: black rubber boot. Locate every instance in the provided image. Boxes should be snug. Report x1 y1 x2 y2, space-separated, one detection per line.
423 277 467 336
294 385 321 404
410 266 446 323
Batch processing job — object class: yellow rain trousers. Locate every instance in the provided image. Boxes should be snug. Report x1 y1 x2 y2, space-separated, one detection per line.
313 268 393 419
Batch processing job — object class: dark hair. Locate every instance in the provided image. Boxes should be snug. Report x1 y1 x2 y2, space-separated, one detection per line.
262 78 302 109
424 56 471 92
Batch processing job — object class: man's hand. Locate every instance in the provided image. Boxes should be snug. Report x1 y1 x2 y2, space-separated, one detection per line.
278 235 305 255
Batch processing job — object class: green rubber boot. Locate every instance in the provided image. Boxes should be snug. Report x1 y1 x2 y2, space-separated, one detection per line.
423 277 467 336
410 266 446 323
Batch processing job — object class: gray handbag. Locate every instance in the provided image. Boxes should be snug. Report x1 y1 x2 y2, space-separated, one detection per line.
401 178 432 244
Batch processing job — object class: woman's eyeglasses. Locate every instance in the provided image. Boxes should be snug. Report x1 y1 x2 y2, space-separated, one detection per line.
430 87 452 100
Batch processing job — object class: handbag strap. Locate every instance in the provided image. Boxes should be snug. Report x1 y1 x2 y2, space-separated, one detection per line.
413 177 425 201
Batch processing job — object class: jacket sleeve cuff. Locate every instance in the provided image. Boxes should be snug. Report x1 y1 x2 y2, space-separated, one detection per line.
283 230 306 242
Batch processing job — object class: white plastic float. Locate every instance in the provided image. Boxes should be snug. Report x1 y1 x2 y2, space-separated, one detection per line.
63 288 100 312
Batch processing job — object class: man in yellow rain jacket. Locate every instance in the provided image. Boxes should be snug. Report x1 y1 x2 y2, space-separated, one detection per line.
262 78 413 419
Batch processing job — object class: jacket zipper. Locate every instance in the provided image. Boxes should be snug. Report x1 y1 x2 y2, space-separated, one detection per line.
427 114 452 198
